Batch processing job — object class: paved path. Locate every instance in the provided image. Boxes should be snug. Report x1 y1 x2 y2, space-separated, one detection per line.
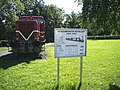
45 43 54 46
0 50 12 57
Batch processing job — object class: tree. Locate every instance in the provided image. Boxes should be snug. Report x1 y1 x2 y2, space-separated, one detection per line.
64 11 80 28
43 5 64 42
0 0 24 39
20 0 44 16
77 0 120 35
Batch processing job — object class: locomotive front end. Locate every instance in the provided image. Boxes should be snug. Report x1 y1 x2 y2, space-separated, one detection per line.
10 16 45 54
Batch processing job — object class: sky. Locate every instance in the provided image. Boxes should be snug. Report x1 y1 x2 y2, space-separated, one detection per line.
43 0 83 14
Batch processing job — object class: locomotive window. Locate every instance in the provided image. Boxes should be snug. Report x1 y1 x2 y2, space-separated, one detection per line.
38 18 43 24
33 18 43 25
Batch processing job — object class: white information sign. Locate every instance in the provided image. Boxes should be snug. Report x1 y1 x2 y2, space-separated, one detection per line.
54 28 87 58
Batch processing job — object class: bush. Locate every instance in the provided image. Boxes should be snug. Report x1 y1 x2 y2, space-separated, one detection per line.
0 40 9 47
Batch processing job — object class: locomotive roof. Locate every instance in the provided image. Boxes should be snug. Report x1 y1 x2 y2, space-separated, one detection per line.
19 16 44 19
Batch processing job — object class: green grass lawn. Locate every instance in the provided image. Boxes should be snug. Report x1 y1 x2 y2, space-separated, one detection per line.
0 47 8 51
0 40 120 90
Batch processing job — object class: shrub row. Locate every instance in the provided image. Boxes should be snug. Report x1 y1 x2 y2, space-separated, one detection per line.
0 40 9 47
87 35 120 40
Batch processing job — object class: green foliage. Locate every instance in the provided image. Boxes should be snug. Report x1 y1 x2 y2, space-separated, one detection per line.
20 0 44 15
0 0 9 9
77 0 120 35
43 5 64 42
64 11 80 28
0 0 24 40
0 40 120 89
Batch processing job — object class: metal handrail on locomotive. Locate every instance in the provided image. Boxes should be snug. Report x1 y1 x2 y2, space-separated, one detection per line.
9 16 46 53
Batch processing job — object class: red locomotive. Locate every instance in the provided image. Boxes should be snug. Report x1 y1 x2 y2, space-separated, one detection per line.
9 16 46 54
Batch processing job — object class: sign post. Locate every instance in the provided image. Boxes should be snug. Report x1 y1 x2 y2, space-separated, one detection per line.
54 28 87 87
80 57 83 86
57 58 60 87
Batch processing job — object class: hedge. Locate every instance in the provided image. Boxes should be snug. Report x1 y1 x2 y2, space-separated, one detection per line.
87 35 120 40
0 40 9 47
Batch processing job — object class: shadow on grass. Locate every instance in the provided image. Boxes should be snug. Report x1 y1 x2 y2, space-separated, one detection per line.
55 82 81 90
109 84 120 90
55 84 59 90
0 53 41 69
